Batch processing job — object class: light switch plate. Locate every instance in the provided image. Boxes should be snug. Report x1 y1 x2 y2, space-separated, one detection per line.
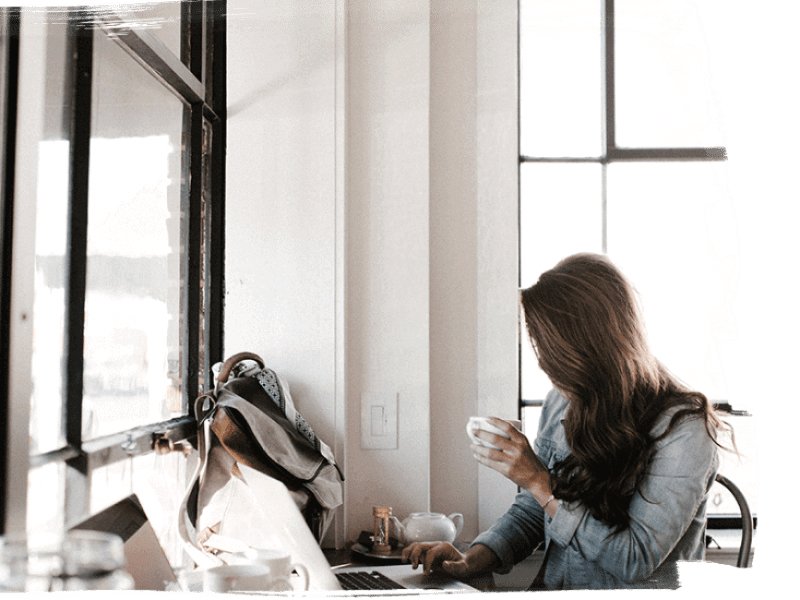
360 391 398 450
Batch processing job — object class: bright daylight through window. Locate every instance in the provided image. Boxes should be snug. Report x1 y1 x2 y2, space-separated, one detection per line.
518 0 756 521
0 1 226 566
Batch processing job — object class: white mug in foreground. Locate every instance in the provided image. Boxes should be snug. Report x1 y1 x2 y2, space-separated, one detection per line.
245 548 310 592
202 564 272 593
467 416 523 449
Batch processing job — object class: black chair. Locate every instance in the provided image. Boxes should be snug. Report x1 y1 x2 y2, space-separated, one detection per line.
713 473 753 568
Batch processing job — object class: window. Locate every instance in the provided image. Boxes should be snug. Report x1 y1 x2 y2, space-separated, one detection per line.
519 0 755 522
1 1 226 563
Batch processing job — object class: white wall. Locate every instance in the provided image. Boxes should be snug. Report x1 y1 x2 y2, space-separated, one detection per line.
345 0 433 535
225 0 518 546
225 0 339 452
429 0 479 532
3 9 49 534
473 0 520 533
429 0 519 537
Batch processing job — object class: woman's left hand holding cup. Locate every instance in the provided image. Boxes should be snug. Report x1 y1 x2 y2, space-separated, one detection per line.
470 418 553 509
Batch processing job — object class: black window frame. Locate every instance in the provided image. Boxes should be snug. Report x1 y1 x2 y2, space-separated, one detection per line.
0 0 226 533
517 0 758 531
0 5 21 535
517 0 727 414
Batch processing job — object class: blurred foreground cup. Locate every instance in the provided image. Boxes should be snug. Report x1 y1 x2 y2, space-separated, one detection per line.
0 530 134 591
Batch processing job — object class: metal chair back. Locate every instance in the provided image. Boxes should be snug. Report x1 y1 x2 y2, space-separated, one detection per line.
714 473 753 568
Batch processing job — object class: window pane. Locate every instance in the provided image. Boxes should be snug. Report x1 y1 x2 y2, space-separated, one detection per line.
520 0 603 158
90 459 134 516
30 20 70 455
27 462 65 535
707 414 758 518
615 0 725 148
522 405 543 440
519 163 603 399
132 451 195 568
83 30 185 439
607 162 740 403
89 452 194 568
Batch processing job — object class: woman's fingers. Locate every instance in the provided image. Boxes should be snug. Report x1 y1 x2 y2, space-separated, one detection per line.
420 543 462 575
471 429 514 452
471 428 548 489
402 542 436 568
471 444 511 479
485 417 517 436
471 443 507 462
402 542 465 575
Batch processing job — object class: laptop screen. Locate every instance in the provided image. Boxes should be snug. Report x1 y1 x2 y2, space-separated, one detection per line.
70 494 179 591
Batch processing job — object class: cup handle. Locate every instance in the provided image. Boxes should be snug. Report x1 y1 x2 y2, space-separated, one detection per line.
448 513 464 539
291 563 310 591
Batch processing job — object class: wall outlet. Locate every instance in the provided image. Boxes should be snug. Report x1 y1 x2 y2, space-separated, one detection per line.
360 391 398 450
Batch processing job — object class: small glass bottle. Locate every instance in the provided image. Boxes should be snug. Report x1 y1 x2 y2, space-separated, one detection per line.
371 506 393 554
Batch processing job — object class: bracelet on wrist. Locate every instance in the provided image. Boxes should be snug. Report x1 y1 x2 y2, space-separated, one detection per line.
541 494 556 510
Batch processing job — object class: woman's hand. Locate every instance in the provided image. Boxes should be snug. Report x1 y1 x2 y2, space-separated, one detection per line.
401 542 468 577
471 418 553 508
401 542 498 578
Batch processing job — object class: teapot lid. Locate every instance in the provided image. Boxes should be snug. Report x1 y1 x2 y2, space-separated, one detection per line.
407 511 445 518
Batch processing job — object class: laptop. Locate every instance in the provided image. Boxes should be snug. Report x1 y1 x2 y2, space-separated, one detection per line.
70 494 180 591
236 463 479 593
70 469 478 593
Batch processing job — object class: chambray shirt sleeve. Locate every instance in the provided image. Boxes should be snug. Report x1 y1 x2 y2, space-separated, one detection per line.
546 413 718 584
470 490 545 571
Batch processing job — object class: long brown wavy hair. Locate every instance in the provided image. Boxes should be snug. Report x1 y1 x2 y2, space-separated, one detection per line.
520 253 724 530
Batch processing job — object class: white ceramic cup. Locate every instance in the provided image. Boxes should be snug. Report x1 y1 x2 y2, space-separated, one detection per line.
177 569 205 592
244 548 309 592
467 416 523 449
202 564 272 593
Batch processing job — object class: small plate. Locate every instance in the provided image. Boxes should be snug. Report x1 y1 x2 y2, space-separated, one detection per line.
349 542 405 564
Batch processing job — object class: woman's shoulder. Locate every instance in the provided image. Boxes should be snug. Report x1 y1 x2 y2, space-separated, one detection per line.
650 400 717 455
536 389 569 441
533 390 569 461
541 388 569 418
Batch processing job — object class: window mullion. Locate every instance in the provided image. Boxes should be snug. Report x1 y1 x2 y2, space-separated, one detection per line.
96 10 204 105
62 12 94 525
601 162 608 253
602 0 615 155
182 0 204 82
181 103 203 407
609 147 728 161
206 0 226 369
63 14 92 450
0 6 20 536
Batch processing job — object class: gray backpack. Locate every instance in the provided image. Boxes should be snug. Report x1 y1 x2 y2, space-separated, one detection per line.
178 352 343 566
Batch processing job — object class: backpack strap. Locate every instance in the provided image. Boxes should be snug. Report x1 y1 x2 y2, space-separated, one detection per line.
177 392 224 569
215 352 265 389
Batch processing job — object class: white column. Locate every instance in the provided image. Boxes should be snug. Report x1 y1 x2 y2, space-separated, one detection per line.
428 0 480 538
344 0 432 542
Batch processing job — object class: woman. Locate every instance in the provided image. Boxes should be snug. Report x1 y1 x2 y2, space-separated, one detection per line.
402 253 726 589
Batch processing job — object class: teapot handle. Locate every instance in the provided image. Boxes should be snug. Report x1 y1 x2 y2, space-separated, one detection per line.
389 515 406 544
448 513 464 539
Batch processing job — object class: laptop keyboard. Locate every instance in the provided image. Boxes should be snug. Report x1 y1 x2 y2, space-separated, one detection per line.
336 571 407 591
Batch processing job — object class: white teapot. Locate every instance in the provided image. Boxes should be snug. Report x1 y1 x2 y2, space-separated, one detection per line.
395 512 464 544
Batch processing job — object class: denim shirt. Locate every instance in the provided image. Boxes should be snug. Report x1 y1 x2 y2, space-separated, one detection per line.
472 389 719 590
